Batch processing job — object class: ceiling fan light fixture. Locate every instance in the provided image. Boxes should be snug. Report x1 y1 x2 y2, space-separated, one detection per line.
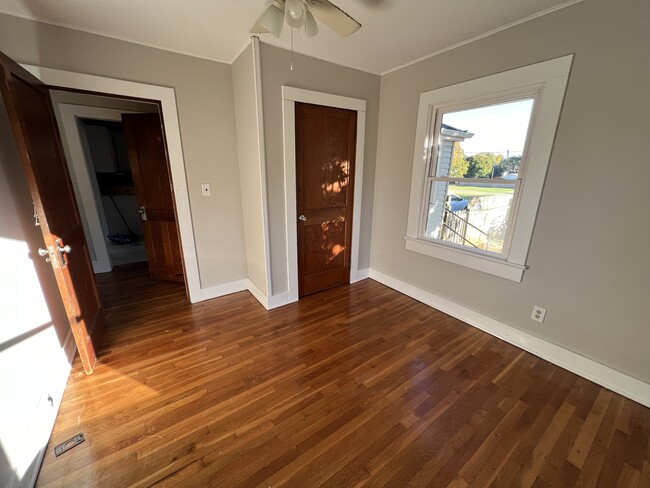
285 0 307 28
250 3 284 38
301 9 319 40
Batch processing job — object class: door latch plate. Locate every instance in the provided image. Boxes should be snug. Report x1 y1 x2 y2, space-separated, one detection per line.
54 433 85 457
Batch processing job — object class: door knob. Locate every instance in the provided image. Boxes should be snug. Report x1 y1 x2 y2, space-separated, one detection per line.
298 214 307 222
55 239 71 268
38 247 51 262
57 243 72 254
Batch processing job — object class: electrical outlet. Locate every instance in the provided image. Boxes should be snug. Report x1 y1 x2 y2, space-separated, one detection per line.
201 183 211 196
531 305 546 324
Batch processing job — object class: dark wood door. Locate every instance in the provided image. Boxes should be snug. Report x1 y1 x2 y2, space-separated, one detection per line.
122 113 184 282
0 51 104 374
295 102 357 297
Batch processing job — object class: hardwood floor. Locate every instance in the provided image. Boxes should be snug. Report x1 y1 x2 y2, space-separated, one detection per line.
37 264 650 487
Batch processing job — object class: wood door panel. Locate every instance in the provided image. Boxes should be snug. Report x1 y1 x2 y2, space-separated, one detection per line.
146 220 183 281
0 51 104 373
145 208 175 221
303 220 347 274
122 113 184 284
296 102 356 297
301 111 351 210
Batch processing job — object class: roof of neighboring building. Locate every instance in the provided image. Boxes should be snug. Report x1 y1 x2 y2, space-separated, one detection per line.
441 123 473 140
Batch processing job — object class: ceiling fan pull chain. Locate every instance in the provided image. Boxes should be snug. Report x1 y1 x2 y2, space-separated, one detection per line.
290 28 295 71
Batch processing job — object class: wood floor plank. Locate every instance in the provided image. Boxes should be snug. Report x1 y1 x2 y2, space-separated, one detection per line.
567 389 613 468
35 263 650 487
518 402 576 487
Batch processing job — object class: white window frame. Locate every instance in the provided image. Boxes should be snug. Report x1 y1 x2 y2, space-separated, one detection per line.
405 56 573 282
421 89 538 258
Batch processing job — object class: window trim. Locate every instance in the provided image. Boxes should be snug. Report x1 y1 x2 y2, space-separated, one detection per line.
421 92 538 259
405 56 573 282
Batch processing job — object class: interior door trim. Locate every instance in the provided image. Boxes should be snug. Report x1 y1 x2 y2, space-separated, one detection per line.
22 64 202 303
282 86 367 303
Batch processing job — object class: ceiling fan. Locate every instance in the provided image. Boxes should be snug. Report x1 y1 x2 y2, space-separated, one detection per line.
250 0 361 39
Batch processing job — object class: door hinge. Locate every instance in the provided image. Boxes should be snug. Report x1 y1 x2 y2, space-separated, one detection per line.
33 202 40 226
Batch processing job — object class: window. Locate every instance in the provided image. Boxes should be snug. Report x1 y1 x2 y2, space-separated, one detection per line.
406 56 572 281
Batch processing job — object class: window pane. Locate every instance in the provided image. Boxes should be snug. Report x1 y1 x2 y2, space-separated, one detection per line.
431 98 534 180
425 181 516 254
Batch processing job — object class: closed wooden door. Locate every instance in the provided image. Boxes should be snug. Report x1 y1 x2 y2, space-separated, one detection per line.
122 113 184 282
295 102 357 297
0 51 105 374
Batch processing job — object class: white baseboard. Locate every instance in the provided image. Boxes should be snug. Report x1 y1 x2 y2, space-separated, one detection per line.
199 278 293 310
369 268 650 408
247 280 293 310
267 291 292 310
351 267 370 283
246 280 268 308
248 268 367 309
199 279 248 301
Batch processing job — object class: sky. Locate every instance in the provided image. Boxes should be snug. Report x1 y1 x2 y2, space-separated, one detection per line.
442 98 534 157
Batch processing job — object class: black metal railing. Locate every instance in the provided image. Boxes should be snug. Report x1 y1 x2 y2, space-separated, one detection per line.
441 208 490 249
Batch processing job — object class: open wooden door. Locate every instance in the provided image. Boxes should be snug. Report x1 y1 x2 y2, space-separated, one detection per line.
122 113 184 282
295 102 357 297
0 51 105 374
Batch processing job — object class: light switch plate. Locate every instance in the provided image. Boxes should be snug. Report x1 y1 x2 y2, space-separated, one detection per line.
201 183 211 196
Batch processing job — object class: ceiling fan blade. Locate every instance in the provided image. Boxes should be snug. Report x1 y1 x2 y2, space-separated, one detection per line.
300 9 319 40
307 0 361 37
250 3 285 38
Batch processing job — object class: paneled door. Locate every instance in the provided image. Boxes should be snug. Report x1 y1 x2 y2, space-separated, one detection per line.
295 102 357 297
0 51 105 374
122 113 184 282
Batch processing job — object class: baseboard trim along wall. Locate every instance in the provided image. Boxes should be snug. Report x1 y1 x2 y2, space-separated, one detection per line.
351 267 370 283
200 279 249 301
368 268 650 408
252 269 369 309
246 280 293 310
200 278 293 310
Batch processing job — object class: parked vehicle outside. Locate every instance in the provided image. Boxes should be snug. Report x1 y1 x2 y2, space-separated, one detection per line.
446 193 469 211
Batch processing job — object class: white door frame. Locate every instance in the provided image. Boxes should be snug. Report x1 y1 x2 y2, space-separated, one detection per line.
23 65 202 303
281 86 366 302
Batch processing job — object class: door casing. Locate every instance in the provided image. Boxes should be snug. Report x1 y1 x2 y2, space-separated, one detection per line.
282 87 367 303
23 65 202 303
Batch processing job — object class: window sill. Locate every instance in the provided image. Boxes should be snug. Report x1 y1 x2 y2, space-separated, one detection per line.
404 236 526 282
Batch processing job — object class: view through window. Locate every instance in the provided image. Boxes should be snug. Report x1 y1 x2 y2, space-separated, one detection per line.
424 98 535 255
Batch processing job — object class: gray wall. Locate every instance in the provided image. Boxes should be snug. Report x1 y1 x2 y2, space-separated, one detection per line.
232 43 269 295
0 12 247 288
371 0 650 381
259 42 381 294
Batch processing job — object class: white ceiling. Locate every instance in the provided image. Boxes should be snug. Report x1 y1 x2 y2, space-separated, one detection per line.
0 0 581 74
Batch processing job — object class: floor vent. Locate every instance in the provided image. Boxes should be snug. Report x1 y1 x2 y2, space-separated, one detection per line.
54 433 85 456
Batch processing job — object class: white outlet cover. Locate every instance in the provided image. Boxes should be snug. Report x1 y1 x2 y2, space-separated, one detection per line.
531 305 546 324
